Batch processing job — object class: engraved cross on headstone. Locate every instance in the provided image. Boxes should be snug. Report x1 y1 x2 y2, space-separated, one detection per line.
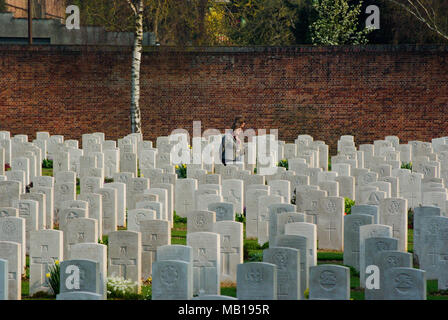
221 236 239 276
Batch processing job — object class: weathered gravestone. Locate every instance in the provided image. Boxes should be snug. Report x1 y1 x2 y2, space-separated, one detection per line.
14 199 38 255
175 179 197 218
237 262 277 300
384 268 426 300
364 236 399 289
365 250 412 300
379 198 408 252
276 212 309 237
21 192 46 230
152 260 193 300
127 209 156 232
0 258 7 300
32 185 54 229
104 182 126 227
359 224 392 288
343 214 374 271
268 203 295 246
317 196 344 251
285 222 317 267
208 202 234 222
29 229 63 296
213 221 243 284
268 180 291 204
58 259 101 298
64 218 98 260
56 291 103 300
58 207 87 234
136 200 164 221
0 216 25 273
309 265 350 300
245 188 269 239
263 247 300 300
420 216 448 280
152 183 174 227
0 181 21 208
413 206 441 262
275 234 308 299
108 230 142 293
351 205 379 224
140 220 170 279
0 207 17 217
77 193 103 239
222 179 244 214
69 243 107 300
187 232 220 296
0 241 21 300
94 187 117 235
187 210 216 234
258 195 283 246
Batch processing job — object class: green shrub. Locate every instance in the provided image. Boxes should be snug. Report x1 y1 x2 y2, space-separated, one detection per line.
261 242 269 249
235 213 246 223
174 212 187 224
42 159 53 169
277 159 288 170
344 197 355 215
175 164 187 179
408 208 414 229
401 162 412 170
104 178 114 183
46 260 60 295
291 188 297 205
248 251 263 262
99 235 108 245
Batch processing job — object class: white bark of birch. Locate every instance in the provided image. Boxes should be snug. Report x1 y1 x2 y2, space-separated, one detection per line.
130 0 144 134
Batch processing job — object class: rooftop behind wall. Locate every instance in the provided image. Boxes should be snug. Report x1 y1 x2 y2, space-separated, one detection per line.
0 12 155 45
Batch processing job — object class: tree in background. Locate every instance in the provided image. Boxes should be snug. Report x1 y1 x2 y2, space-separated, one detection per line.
125 0 144 134
384 0 448 42
310 0 372 45
224 0 300 46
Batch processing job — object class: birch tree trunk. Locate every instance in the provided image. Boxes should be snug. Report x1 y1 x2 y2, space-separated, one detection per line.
130 0 144 134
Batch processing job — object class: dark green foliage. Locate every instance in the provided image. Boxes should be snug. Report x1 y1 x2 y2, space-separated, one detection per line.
235 213 246 223
47 262 60 295
174 212 187 224
105 178 114 183
401 162 412 170
277 159 288 170
99 235 108 245
291 188 296 205
344 197 355 215
175 164 187 179
248 251 263 261
408 208 414 229
42 159 53 169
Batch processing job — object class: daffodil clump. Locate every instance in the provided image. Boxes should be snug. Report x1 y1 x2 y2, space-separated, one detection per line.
46 259 60 295
175 163 187 179
107 276 138 298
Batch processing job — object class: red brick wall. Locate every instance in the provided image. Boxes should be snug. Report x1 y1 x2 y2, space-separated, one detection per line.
0 45 447 153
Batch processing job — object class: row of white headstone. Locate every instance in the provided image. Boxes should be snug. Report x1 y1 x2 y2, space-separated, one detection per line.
2 131 448 299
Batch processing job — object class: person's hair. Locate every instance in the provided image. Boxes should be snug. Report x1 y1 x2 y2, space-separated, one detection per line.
231 115 245 131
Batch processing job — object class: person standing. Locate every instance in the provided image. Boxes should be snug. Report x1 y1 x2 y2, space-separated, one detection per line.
221 115 246 165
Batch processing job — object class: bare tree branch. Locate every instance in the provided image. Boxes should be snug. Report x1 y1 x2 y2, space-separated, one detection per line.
386 0 448 41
